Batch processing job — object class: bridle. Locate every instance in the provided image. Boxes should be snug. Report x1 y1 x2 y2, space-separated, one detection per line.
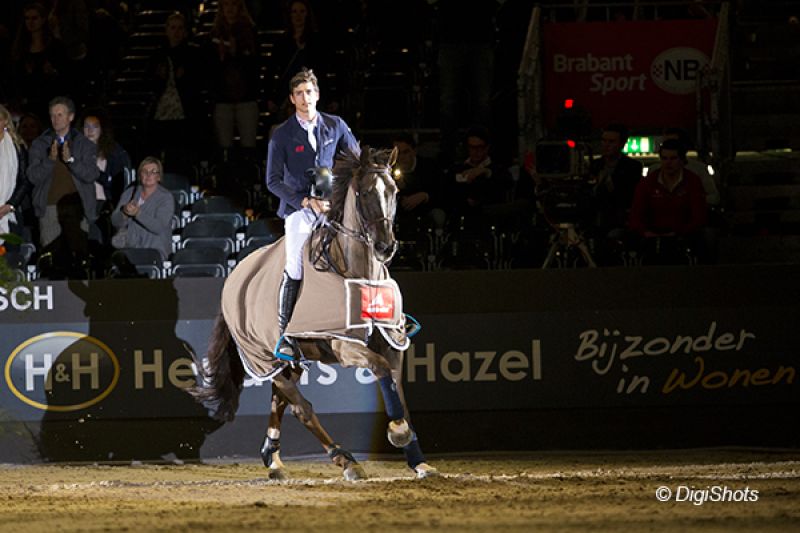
312 164 398 274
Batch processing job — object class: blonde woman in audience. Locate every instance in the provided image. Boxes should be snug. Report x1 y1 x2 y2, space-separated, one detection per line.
0 104 31 243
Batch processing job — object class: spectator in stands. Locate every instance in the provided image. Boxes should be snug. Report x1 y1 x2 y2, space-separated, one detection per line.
442 125 512 233
266 68 359 359
11 2 65 118
589 123 643 228
27 95 98 278
146 11 203 173
391 131 445 235
80 109 130 206
48 0 91 99
587 122 643 262
647 127 720 208
87 0 126 78
80 109 130 256
434 0 498 164
0 103 31 242
110 156 174 261
17 111 44 147
268 0 328 114
208 0 260 162
628 138 709 263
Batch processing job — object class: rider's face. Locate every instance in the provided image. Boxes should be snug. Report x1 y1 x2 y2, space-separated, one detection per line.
290 81 319 120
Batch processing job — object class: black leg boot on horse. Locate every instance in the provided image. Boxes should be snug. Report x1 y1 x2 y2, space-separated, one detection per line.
276 271 302 361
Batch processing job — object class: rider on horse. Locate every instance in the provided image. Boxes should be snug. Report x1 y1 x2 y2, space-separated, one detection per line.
266 68 360 360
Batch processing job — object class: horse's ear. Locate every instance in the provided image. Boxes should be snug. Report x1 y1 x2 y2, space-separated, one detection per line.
389 146 398 168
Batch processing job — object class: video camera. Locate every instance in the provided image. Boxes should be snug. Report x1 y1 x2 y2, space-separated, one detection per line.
534 139 594 225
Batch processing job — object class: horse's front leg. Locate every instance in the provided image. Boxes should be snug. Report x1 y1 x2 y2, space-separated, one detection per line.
377 361 439 479
271 369 367 481
260 366 303 480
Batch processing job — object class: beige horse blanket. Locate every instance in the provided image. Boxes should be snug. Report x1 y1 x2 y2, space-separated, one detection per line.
221 237 409 380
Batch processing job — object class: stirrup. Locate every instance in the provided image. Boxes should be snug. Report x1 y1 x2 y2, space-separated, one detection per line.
275 334 300 361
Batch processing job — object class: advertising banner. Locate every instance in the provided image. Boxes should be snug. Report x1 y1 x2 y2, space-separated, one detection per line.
542 19 718 131
1 266 797 460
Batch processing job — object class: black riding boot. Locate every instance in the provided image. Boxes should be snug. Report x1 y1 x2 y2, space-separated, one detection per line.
277 271 302 359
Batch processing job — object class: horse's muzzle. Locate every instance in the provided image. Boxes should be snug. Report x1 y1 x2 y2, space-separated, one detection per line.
374 240 398 263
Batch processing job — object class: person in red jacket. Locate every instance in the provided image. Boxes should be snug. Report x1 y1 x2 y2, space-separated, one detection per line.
627 138 709 263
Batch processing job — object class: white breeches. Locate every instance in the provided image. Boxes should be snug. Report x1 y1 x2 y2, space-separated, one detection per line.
284 208 321 280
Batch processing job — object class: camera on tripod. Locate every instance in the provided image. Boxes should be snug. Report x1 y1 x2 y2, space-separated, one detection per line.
534 140 593 225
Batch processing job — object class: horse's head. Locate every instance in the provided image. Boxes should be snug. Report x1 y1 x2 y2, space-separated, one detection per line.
325 147 399 268
353 147 399 263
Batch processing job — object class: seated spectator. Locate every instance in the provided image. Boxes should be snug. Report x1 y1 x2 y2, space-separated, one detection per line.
442 126 512 233
110 156 174 260
588 123 643 233
647 127 720 208
391 131 445 236
627 139 710 263
587 123 643 263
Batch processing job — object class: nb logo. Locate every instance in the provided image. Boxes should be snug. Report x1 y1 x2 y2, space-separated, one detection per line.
650 47 710 95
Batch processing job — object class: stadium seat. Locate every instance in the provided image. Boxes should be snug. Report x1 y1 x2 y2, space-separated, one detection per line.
170 247 228 277
109 247 165 279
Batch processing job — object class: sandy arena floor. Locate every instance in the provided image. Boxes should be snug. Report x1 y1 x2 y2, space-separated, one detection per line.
0 448 798 532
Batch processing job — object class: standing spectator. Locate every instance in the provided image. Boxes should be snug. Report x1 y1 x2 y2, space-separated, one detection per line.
27 96 98 274
208 0 260 162
79 109 130 256
268 0 327 115
11 2 65 118
433 0 498 164
266 67 359 360
146 11 203 173
80 109 130 206
48 0 91 100
0 103 31 243
110 156 174 261
17 111 44 148
87 0 126 86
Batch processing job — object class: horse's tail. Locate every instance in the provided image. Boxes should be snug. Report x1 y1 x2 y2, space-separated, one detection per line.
188 312 245 422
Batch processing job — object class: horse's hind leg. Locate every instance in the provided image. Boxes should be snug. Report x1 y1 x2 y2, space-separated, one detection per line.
271 371 367 481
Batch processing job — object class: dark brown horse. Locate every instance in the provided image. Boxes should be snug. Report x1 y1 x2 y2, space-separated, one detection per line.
191 147 437 480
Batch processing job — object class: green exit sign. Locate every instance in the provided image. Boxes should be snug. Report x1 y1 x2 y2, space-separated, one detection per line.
623 137 654 154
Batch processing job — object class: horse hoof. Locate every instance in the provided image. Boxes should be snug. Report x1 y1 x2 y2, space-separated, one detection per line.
268 468 288 481
413 463 439 479
387 419 413 448
343 464 367 481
